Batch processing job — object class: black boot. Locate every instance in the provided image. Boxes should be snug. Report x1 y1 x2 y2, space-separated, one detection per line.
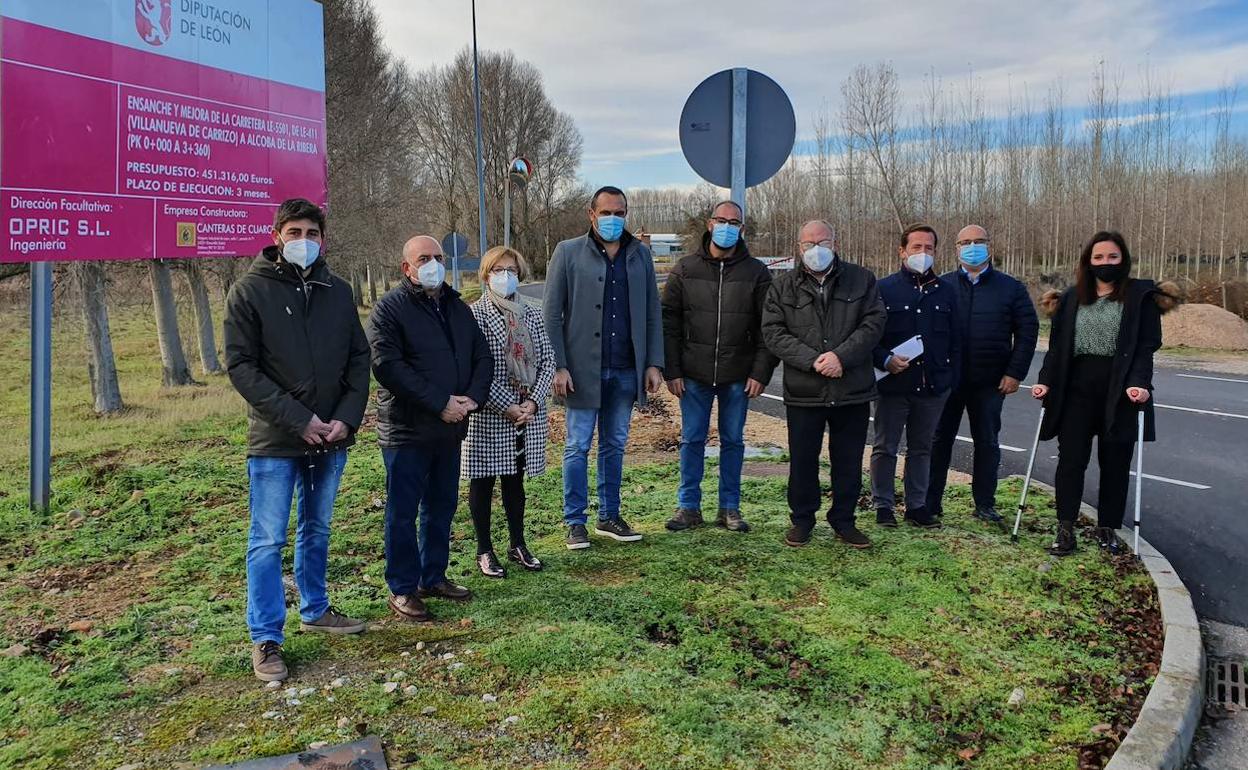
1094 527 1124 555
1048 521 1077 557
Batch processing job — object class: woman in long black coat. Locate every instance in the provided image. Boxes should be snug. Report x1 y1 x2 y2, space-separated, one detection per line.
1031 231 1178 556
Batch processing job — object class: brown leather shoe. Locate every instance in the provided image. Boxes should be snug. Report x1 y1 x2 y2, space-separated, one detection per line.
417 581 473 602
716 508 751 532
388 593 430 622
300 606 366 634
252 641 288 682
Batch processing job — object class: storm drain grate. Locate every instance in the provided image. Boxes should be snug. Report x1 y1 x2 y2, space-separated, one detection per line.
1207 658 1246 708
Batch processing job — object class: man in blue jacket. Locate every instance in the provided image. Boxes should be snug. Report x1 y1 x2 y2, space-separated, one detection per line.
926 224 1039 524
368 235 493 623
870 224 961 529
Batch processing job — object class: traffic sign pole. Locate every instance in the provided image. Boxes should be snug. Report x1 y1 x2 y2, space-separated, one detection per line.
731 68 748 217
30 261 52 511
503 174 512 250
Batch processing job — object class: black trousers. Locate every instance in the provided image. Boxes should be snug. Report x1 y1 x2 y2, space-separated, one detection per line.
928 382 1006 512
468 463 527 554
786 403 871 530
1054 356 1136 528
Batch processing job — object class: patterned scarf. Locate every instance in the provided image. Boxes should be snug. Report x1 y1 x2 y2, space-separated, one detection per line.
488 290 536 392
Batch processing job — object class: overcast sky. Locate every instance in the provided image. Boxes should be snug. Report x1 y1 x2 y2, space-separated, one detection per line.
371 0 1248 189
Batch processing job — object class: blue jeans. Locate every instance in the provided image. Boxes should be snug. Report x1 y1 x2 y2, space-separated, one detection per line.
382 442 461 595
246 450 346 645
563 368 637 526
677 379 748 510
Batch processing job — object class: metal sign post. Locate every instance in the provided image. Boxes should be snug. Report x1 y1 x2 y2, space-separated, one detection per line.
30 261 52 511
730 68 748 216
471 0 489 258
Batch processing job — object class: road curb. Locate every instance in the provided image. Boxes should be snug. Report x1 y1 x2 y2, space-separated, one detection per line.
1021 478 1204 770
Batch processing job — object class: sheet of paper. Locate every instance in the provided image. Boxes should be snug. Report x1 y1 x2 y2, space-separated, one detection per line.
874 335 925 381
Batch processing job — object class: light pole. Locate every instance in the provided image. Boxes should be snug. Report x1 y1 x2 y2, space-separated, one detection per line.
472 0 488 258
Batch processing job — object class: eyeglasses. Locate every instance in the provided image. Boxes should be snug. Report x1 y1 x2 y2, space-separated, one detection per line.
489 267 518 276
955 238 989 246
711 216 743 227
799 240 834 250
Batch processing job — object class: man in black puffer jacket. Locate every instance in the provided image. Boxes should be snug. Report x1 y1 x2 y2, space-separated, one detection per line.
926 224 1039 524
224 199 372 682
367 235 492 622
661 200 777 533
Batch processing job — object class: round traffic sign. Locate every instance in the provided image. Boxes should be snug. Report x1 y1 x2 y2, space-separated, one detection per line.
441 232 470 259
679 69 795 188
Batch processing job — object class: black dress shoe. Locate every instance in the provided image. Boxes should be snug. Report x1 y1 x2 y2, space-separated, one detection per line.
477 551 506 578
1048 521 1077 557
1094 527 1124 555
507 544 543 571
875 508 898 528
418 580 473 602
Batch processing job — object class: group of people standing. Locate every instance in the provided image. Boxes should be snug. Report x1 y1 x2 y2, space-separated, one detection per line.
224 192 1173 682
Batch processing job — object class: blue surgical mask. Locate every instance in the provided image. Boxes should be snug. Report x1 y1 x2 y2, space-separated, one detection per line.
282 238 320 269
959 243 989 267
417 258 446 290
711 222 740 249
596 215 625 242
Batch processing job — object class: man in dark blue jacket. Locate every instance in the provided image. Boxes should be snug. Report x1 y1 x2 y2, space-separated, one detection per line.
368 235 493 623
926 224 1039 523
870 224 961 529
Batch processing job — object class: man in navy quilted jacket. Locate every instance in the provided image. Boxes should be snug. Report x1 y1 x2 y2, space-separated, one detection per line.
927 224 1039 524
870 224 961 529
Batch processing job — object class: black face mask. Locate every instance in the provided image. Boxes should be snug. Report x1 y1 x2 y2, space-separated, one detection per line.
1090 263 1125 284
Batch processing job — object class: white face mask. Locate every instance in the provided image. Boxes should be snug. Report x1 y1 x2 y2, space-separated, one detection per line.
906 251 934 274
488 270 519 297
416 258 446 290
802 245 834 273
281 238 320 269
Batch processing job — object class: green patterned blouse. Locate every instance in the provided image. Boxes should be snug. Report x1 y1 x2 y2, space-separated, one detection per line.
1074 296 1124 356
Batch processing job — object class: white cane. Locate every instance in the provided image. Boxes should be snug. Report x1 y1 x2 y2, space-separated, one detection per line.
1133 409 1145 556
1012 406 1046 542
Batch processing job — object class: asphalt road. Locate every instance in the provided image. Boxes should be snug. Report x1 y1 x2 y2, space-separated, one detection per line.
521 280 1248 625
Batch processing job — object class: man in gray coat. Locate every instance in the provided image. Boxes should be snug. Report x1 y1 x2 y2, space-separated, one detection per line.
544 185 665 550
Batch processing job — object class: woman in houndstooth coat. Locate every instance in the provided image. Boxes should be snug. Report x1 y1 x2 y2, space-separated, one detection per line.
462 246 556 578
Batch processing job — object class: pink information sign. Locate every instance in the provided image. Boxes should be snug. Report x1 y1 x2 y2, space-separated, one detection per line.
1 0 327 262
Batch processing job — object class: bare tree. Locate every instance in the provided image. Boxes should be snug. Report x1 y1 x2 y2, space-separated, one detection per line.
183 261 223 375
72 262 124 413
148 260 195 386
841 62 908 233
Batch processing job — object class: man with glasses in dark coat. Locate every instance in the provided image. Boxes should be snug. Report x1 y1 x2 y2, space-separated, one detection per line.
927 224 1039 524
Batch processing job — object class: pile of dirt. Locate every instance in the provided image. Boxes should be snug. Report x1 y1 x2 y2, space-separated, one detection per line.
1161 303 1248 350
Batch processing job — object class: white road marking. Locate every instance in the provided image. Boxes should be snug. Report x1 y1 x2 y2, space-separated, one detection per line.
1175 373 1248 385
1021 383 1248 421
1130 471 1211 490
758 393 1024 451
1154 403 1248 420
956 435 1025 453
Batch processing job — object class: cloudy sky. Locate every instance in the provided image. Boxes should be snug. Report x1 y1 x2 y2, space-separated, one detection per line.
371 0 1248 189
